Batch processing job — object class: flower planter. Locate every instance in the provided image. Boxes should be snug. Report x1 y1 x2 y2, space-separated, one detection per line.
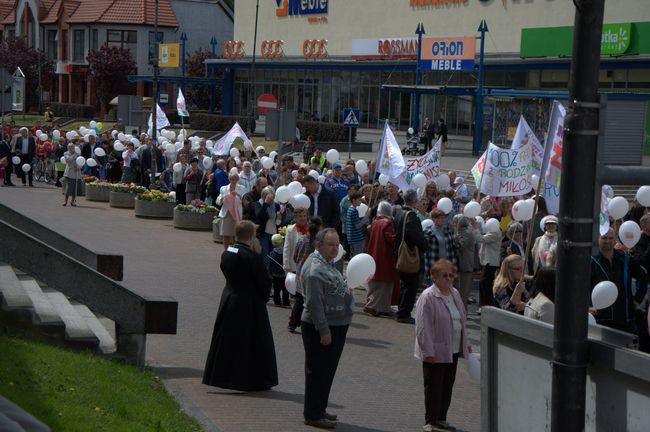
173 209 215 231
134 198 175 219
109 191 136 209
85 186 110 202
212 218 223 243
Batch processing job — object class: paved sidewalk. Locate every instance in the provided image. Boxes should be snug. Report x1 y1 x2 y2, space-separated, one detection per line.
0 184 481 432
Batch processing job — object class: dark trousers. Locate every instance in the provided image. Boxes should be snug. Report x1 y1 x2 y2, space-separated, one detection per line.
423 354 459 425
272 276 290 306
479 265 499 307
289 293 304 327
3 161 13 184
174 183 187 205
301 322 349 421
398 271 421 319
18 154 33 185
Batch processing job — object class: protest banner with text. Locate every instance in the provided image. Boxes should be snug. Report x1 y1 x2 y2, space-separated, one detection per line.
479 142 533 197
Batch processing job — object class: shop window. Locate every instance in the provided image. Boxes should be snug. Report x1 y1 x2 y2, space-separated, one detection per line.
73 29 85 62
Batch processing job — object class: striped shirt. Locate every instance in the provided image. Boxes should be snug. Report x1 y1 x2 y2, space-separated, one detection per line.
346 206 365 245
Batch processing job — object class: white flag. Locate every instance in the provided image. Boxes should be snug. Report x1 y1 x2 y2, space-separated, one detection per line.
213 122 249 156
147 104 171 135
177 88 189 117
511 116 543 177
376 120 406 181
543 101 566 188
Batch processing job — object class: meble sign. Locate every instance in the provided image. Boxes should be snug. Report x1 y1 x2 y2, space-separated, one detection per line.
276 0 329 17
418 36 475 71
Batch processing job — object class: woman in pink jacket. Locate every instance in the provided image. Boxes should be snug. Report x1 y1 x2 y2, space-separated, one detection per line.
415 258 472 432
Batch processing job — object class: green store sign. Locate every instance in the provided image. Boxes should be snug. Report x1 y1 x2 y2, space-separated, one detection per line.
601 23 631 55
520 22 650 58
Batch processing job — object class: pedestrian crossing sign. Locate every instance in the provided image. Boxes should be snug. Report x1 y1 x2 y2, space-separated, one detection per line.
343 108 360 128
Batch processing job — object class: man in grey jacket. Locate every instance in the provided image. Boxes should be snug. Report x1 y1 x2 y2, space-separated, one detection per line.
300 228 353 429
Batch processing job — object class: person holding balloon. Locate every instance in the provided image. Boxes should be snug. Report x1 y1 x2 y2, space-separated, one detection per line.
590 227 648 337
62 144 82 207
10 127 35 187
415 258 471 432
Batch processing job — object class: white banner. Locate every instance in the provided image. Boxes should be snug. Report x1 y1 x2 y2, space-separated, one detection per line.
479 142 533 197
177 88 189 117
213 122 249 156
377 120 406 181
511 115 543 177
543 101 566 188
389 138 441 191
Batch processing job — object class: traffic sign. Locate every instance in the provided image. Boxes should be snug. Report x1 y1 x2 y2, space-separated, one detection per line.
343 108 360 128
257 93 278 115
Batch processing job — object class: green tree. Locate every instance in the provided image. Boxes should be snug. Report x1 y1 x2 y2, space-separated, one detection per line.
185 48 222 112
87 44 137 113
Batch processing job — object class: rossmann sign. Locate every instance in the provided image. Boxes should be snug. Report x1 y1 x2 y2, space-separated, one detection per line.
276 0 329 17
352 38 419 59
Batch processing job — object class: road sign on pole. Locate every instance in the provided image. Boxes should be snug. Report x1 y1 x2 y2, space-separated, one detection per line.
343 108 360 159
257 93 278 116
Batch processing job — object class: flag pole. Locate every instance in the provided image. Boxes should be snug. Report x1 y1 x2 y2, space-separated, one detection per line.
520 174 545 282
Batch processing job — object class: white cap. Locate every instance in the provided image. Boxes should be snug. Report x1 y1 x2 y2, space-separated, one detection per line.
256 146 265 153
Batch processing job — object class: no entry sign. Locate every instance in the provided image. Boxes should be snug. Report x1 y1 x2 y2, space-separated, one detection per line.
257 93 278 115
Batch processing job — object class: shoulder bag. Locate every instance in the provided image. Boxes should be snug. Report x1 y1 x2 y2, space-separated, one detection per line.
396 211 420 273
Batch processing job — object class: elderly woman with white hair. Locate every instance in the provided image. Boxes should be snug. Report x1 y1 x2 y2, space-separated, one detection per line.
531 215 559 271
364 201 398 317
217 171 247 248
62 143 82 207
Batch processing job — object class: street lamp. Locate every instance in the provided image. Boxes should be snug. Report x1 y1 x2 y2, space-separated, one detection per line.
151 0 159 186
247 0 260 135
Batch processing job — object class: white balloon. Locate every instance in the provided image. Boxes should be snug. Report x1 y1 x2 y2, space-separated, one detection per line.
288 181 303 196
165 143 175 154
636 185 650 207
466 353 480 384
269 150 278 159
235 157 241 165
408 127 414 135
173 162 182 173
75 156 85 168
178 134 186 143
86 158 97 167
619 220 641 249
588 313 597 326
89 120 97 128
326 149 339 164
11 156 20 165
94 147 106 157
463 201 481 219
111 130 118 138
167 130 176 141
346 253 376 288
230 148 240 158
40 133 48 141
591 280 618 310
60 156 66 164
65 131 74 141
334 244 345 263
275 186 292 204
74 146 81 154
114 142 125 151
512 199 531 222
436 173 451 190
291 170 298 178
485 218 501 233
83 134 90 143
421 219 434 230
290 194 311 209
229 167 238 175
35 129 43 136
475 215 485 231
531 174 540 191
262 157 274 170
318 175 326 184
21 163 31 172
355 159 368 176
378 173 389 186
357 203 369 218
203 157 213 170
52 130 61 139
607 196 629 220
117 132 126 142
412 173 427 189
285 273 297 295
308 169 319 180
131 138 141 147
175 142 183 151
437 197 453 215
89 129 97 137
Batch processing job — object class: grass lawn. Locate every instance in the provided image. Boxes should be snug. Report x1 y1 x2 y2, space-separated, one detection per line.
2 113 43 127
0 334 201 432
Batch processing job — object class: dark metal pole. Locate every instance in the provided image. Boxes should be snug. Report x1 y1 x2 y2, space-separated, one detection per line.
551 1 605 431
180 32 187 95
151 0 159 186
412 23 425 131
209 36 217 114
472 20 488 156
247 0 260 135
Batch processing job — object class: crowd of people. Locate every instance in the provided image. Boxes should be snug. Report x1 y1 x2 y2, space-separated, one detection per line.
2 120 649 432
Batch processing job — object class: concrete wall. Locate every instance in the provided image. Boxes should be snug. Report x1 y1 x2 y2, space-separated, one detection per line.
233 0 650 57
170 0 234 55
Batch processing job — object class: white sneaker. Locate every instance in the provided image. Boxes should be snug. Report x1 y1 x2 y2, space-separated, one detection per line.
423 424 435 432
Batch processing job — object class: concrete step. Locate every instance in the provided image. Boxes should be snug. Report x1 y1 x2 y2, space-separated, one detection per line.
44 291 99 346
0 264 33 310
72 304 116 354
19 280 63 326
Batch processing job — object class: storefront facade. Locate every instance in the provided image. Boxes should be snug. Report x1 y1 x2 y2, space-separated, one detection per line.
210 0 650 152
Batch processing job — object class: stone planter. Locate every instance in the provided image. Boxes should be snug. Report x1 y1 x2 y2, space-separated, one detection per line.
212 218 223 243
109 191 136 209
173 209 215 231
85 186 110 202
134 199 175 219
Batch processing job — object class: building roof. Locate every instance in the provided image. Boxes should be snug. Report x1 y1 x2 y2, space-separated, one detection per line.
2 0 178 27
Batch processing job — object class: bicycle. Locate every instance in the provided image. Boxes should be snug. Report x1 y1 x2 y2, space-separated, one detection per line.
33 157 47 182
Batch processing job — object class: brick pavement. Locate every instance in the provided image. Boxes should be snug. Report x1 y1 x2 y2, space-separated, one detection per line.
0 184 481 432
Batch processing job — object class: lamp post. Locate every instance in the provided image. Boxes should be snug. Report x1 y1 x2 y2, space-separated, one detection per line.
209 36 217 113
472 20 488 156
180 32 187 95
247 0 260 135
150 0 159 186
412 23 425 132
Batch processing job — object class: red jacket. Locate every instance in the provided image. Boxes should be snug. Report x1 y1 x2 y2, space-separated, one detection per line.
367 216 398 282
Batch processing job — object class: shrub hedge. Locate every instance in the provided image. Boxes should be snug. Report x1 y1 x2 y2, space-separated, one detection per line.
49 102 95 119
190 113 256 134
297 120 356 143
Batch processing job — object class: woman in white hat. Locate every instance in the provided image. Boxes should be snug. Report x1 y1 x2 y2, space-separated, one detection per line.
531 215 559 272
